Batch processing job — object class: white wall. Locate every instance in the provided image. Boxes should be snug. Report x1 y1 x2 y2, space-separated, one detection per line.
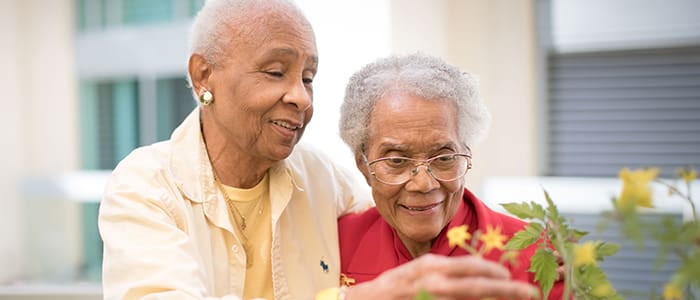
0 0 25 284
0 0 79 284
295 0 391 183
551 0 700 52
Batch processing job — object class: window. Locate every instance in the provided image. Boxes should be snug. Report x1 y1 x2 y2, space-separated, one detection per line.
76 0 205 31
156 77 197 141
77 76 195 281
80 79 140 170
547 47 700 177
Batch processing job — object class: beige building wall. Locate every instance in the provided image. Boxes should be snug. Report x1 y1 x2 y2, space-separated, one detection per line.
0 0 79 283
390 0 540 194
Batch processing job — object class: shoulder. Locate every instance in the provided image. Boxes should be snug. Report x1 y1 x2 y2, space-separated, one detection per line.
108 141 171 187
465 189 527 237
338 208 382 236
285 143 345 173
338 208 383 250
285 142 368 197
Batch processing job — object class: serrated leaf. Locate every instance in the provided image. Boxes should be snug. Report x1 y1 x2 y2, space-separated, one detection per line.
543 190 565 226
505 223 543 250
529 248 558 300
596 242 621 258
572 229 589 241
501 201 546 220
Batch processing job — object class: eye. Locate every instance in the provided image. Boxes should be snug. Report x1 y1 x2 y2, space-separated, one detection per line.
383 157 410 168
436 154 456 162
431 154 457 169
303 77 314 84
265 71 284 78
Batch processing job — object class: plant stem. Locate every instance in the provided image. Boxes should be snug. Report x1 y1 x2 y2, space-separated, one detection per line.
549 221 574 299
655 179 697 222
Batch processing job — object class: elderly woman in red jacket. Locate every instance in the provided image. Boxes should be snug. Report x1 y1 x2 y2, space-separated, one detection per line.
336 53 565 299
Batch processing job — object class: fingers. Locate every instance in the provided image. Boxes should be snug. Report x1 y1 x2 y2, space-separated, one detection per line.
425 276 538 300
400 255 537 300
556 265 565 282
552 250 565 281
412 254 511 280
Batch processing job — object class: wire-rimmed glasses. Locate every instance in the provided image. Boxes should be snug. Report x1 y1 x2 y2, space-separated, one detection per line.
365 153 472 185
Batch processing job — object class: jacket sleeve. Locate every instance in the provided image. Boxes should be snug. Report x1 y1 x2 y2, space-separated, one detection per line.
98 160 241 300
331 160 372 217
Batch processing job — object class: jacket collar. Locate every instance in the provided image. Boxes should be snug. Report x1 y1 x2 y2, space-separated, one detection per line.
168 107 297 233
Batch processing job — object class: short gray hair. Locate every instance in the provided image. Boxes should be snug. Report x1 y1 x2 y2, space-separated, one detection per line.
189 0 308 66
339 53 491 155
187 0 310 100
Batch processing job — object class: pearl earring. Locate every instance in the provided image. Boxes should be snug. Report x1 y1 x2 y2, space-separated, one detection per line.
199 90 214 105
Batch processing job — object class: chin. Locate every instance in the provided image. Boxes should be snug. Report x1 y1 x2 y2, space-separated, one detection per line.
406 229 442 244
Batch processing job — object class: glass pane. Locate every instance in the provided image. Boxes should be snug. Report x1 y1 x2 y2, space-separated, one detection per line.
112 80 140 165
189 0 205 16
156 77 196 141
122 0 174 26
79 81 100 169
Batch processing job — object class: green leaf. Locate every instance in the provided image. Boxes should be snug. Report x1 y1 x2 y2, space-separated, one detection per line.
505 223 544 250
543 189 565 226
596 242 621 259
572 229 589 241
529 248 558 300
501 201 546 220
413 290 434 300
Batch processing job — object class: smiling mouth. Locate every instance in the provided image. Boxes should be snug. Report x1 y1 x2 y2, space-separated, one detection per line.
272 120 302 131
400 201 443 212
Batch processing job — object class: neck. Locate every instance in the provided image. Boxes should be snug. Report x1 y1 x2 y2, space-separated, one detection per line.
399 235 434 258
201 111 272 189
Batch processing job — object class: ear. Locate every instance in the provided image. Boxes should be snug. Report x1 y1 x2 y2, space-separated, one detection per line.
188 53 213 95
354 152 372 186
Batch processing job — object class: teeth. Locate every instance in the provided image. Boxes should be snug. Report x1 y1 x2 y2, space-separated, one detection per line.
402 202 441 211
407 206 429 211
272 120 301 130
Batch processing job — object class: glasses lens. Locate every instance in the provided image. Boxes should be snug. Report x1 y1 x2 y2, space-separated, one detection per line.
369 154 470 184
429 154 469 181
370 157 412 184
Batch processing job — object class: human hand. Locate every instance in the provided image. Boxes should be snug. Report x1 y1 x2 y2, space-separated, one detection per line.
552 250 565 281
345 254 538 300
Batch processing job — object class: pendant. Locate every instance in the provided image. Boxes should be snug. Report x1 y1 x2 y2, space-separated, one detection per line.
244 243 253 268
241 217 247 231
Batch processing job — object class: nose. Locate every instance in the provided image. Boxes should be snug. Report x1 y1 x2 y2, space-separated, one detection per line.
283 78 312 111
405 165 439 192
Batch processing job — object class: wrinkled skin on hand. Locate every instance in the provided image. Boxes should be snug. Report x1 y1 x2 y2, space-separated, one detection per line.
345 254 538 300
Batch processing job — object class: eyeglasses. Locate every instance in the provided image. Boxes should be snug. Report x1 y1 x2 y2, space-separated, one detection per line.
365 153 472 185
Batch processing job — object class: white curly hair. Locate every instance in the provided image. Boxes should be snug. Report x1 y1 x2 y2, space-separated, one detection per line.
339 53 491 155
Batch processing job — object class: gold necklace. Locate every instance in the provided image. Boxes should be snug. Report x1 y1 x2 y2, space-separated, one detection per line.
212 174 263 231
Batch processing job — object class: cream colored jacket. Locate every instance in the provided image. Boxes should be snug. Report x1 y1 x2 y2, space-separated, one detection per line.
99 108 370 300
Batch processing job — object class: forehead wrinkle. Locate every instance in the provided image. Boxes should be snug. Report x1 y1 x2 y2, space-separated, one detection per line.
373 138 458 154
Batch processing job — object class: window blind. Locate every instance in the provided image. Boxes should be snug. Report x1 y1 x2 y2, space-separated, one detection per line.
547 47 700 177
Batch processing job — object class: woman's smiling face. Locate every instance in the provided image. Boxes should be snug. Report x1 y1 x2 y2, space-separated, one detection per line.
360 92 467 255
204 10 318 163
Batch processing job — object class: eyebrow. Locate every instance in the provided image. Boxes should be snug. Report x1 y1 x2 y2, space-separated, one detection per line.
376 141 460 154
261 47 318 66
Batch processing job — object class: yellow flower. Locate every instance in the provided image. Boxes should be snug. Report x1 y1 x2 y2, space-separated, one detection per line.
618 167 660 208
479 225 507 253
447 225 471 249
676 167 698 184
573 241 597 267
662 283 684 300
591 282 613 297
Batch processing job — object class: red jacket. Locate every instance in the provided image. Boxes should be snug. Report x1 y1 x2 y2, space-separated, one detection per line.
338 188 565 299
